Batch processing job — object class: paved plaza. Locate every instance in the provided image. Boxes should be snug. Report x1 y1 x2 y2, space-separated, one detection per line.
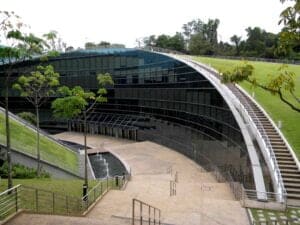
6 132 249 225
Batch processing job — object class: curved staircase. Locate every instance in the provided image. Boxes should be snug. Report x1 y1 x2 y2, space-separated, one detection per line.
233 88 300 205
176 55 300 206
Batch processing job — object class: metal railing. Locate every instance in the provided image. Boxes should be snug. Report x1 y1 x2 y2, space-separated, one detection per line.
169 181 176 197
0 175 129 221
241 188 287 211
132 198 161 225
229 87 286 200
82 175 127 210
210 164 287 211
0 185 20 220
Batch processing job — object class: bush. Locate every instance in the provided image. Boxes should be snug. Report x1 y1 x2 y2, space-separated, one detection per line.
0 162 50 179
17 112 37 125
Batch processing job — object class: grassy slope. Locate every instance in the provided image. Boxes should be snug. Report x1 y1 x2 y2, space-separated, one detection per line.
193 56 300 158
0 112 78 174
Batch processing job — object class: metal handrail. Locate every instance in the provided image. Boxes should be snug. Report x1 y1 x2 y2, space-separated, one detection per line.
132 198 161 225
229 87 286 197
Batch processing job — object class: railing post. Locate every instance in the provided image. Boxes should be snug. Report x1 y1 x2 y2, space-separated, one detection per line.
94 188 96 202
140 201 142 225
66 196 69 215
132 199 135 225
15 187 18 212
148 206 150 225
52 192 55 213
159 209 161 225
106 176 109 190
35 189 38 212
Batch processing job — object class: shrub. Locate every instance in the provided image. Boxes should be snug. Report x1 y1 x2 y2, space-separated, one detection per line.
0 162 50 179
17 112 37 125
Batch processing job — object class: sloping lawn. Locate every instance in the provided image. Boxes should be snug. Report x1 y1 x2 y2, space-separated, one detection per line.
194 56 300 158
0 112 78 174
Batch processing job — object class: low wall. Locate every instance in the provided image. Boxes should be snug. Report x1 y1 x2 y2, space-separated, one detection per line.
0 144 82 179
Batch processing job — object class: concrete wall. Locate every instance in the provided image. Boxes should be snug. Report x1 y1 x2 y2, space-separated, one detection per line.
0 144 82 179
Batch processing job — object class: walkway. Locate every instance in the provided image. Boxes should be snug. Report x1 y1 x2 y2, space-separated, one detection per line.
6 132 249 225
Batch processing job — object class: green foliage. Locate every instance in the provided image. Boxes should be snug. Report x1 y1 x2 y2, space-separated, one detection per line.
220 60 299 112
267 65 296 94
17 112 37 125
143 33 185 52
52 73 113 119
13 65 60 104
230 35 242 56
0 162 50 179
278 0 300 55
221 62 255 83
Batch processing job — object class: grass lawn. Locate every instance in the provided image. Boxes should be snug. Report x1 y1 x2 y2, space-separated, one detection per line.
194 56 300 158
0 112 79 174
0 178 99 197
0 178 118 218
250 208 300 224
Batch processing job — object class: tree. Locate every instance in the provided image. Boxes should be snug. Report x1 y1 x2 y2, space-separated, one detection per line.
51 73 114 197
221 62 300 112
189 33 212 55
0 11 47 189
85 42 97 49
183 18 220 55
43 30 66 52
143 35 156 47
230 35 242 56
278 0 300 55
13 65 60 175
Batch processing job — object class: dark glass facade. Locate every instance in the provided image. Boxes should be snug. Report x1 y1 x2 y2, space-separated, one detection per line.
0 49 254 188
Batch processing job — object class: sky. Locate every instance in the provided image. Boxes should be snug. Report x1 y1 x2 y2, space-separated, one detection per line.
2 0 287 48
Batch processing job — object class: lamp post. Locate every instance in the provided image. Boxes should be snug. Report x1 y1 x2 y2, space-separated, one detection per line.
83 111 88 199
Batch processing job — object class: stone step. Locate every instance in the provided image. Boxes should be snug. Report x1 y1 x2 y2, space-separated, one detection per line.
279 164 298 169
282 177 300 183
273 146 288 150
281 169 300 174
272 145 287 149
287 193 300 200
286 188 300 194
277 156 294 161
285 182 300 188
269 138 284 142
277 160 296 165
282 173 300 179
274 152 292 157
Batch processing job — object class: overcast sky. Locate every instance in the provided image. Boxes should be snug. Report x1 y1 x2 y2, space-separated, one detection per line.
2 0 286 48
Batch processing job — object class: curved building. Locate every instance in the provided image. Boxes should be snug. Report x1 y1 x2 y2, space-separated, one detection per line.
2 48 299 203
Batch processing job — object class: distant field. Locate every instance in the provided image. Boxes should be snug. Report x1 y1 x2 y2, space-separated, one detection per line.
0 112 79 174
194 56 300 158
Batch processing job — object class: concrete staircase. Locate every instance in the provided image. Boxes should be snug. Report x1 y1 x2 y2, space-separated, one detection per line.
230 88 300 205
